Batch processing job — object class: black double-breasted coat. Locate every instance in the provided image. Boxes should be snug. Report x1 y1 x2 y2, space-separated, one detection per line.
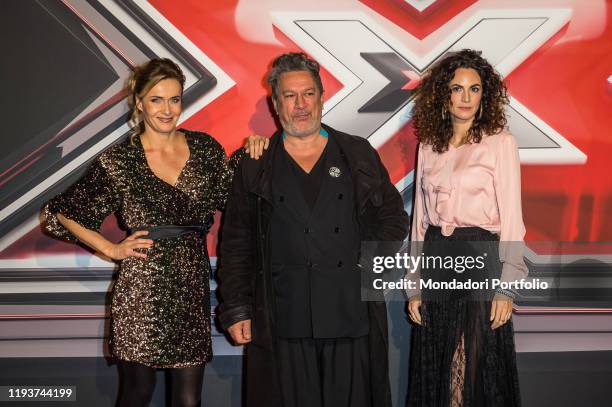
218 124 410 407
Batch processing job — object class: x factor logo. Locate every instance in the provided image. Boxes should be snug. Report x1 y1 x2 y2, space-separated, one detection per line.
272 7 586 179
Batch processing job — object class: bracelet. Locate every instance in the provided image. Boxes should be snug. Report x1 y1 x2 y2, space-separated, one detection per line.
495 288 516 300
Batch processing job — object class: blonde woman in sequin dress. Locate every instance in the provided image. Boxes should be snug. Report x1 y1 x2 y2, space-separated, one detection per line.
406 50 526 407
42 58 266 407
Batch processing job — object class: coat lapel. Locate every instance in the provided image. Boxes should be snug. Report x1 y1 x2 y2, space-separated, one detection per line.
252 132 280 205
322 124 383 214
255 125 384 215
273 146 311 223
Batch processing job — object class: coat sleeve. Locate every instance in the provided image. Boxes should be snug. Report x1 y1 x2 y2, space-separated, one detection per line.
359 143 410 282
366 144 410 242
41 156 120 242
217 152 256 330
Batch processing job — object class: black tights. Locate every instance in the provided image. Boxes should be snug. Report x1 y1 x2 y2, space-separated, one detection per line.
116 360 205 407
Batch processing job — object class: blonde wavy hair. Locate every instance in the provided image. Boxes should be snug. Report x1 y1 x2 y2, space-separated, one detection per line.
127 58 185 142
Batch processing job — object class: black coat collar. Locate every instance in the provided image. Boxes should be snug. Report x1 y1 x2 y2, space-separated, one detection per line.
251 124 383 211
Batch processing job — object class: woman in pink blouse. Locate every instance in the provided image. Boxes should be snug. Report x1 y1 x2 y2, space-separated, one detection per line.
406 49 526 407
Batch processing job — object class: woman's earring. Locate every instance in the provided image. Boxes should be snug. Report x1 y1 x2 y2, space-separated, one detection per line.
477 103 484 120
442 108 447 121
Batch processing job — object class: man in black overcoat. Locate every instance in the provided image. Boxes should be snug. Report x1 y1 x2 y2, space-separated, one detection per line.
218 52 409 407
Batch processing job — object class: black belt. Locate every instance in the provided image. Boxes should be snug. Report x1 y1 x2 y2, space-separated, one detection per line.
127 225 207 240
427 225 499 241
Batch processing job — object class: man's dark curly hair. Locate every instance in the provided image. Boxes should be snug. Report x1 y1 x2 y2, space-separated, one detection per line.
267 52 323 103
413 49 509 153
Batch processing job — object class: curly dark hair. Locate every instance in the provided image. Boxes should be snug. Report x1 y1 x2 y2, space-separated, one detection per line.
413 49 509 153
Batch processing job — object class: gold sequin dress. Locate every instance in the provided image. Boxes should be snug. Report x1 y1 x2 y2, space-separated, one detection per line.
42 130 235 368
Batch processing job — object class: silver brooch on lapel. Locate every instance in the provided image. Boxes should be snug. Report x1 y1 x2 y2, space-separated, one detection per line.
328 166 341 178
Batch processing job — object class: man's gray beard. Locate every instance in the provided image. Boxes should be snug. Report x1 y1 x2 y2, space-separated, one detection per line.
281 119 321 138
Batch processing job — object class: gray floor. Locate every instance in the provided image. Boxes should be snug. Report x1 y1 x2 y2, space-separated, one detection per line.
0 352 611 406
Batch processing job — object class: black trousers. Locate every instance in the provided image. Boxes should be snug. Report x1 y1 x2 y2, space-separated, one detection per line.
276 335 372 407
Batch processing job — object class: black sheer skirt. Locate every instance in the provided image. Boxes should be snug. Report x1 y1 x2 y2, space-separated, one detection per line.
407 226 521 407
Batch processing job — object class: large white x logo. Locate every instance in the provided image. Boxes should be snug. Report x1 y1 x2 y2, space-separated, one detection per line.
272 8 586 167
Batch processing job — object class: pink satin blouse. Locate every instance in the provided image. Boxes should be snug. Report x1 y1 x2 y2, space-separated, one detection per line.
410 131 528 286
